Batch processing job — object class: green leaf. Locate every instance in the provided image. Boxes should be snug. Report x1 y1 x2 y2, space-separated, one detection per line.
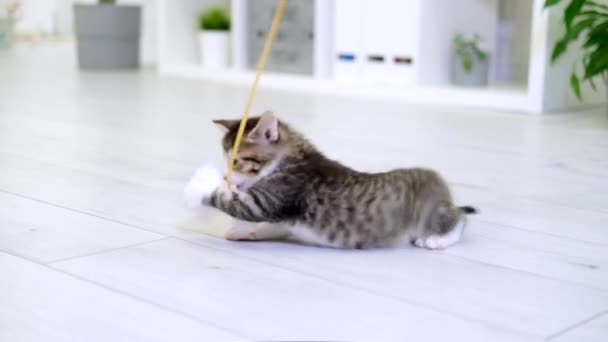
462 55 474 73
571 73 583 100
551 17 599 63
582 53 599 91
589 74 598 90
584 37 607 50
453 33 489 64
199 7 230 31
569 17 597 38
565 0 586 28
477 50 488 61
584 37 608 51
577 10 608 18
583 47 608 79
586 1 608 12
583 19 608 47
584 60 608 79
551 38 570 63
545 0 564 8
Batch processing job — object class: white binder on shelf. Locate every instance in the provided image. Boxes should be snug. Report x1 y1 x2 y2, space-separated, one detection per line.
332 0 364 83
361 0 420 86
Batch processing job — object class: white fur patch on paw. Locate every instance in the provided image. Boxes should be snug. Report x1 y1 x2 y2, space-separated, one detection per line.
424 236 447 250
184 164 223 209
415 233 461 250
225 227 259 241
414 219 465 250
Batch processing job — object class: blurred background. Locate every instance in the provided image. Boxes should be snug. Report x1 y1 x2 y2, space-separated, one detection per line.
2 0 606 114
2 2 608 341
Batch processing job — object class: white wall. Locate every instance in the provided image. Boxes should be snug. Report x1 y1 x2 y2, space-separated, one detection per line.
158 0 228 66
14 0 57 35
495 0 532 85
140 0 157 66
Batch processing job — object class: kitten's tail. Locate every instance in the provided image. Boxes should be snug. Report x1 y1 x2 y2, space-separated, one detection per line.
458 205 479 215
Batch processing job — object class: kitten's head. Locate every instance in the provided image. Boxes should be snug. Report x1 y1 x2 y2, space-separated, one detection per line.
213 111 288 189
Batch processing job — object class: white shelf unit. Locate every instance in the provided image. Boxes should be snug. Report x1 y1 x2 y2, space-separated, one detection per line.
156 0 606 114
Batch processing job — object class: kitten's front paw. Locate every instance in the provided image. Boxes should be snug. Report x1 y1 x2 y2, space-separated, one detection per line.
184 164 223 209
225 227 259 241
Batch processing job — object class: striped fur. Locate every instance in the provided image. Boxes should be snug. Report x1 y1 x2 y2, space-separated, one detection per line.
206 111 477 249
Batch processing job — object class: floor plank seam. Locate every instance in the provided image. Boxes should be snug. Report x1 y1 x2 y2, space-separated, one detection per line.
451 181 608 215
1 149 182 194
475 219 608 247
3 187 605 323
546 310 608 340
3 42 608 341
3 187 604 290
46 236 172 265
441 251 608 293
0 247 52 267
168 237 539 339
0 188 170 238
5 141 608 217
39 258 248 339
524 195 608 215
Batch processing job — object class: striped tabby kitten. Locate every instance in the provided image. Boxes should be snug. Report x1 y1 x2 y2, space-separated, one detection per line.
185 111 477 249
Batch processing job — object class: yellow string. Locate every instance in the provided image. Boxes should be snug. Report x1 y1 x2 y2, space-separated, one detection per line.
225 0 288 187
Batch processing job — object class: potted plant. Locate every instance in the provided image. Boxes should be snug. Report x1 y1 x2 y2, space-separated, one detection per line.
73 0 141 69
197 7 231 68
544 0 608 108
0 0 20 49
450 33 490 86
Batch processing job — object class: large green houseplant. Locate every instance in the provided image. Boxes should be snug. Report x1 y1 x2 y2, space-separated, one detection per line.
545 0 608 101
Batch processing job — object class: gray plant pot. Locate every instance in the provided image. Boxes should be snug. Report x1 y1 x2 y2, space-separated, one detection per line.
73 4 141 70
450 53 490 87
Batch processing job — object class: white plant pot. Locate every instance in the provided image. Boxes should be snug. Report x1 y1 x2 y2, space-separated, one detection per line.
198 31 229 68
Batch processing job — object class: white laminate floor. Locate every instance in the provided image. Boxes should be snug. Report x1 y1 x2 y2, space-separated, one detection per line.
1 43 607 342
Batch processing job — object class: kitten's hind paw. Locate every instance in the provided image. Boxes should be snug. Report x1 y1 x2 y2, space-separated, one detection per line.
423 236 448 250
184 164 223 209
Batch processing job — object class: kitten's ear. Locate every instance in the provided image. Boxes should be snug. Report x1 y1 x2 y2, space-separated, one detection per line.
212 119 239 133
248 111 279 143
